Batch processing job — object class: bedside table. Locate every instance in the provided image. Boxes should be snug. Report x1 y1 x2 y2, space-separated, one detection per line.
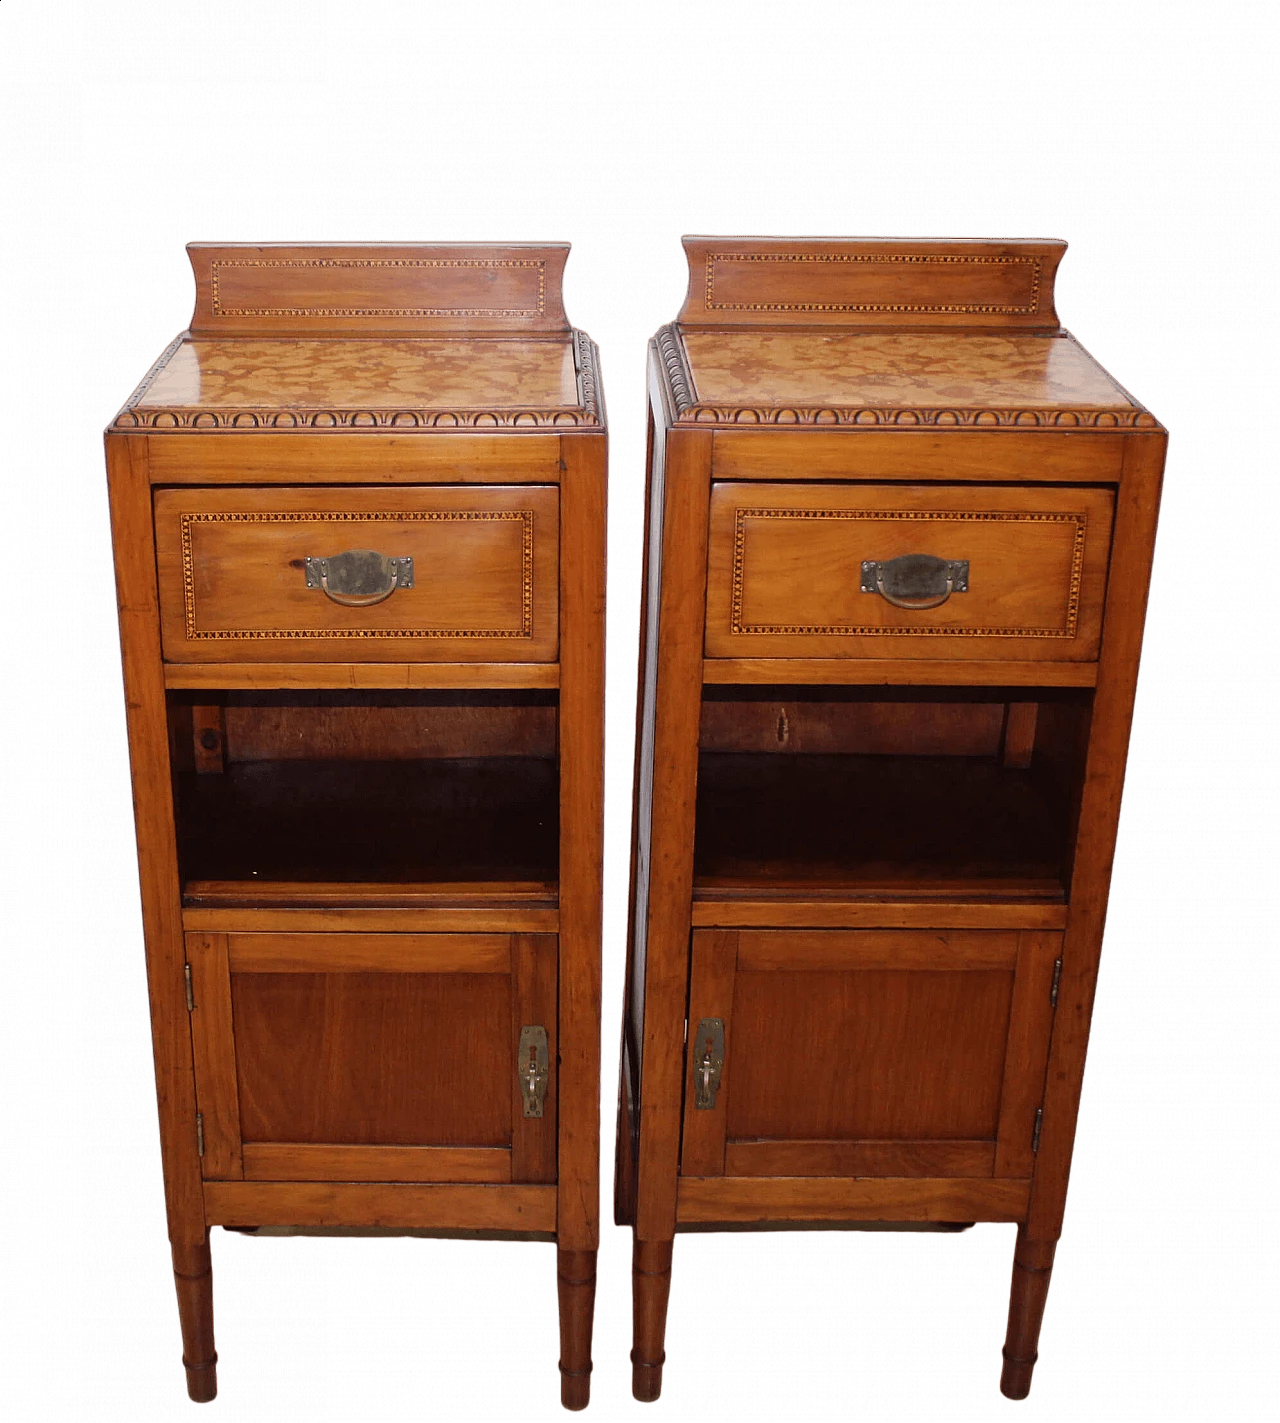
615 236 1164 1401
107 243 606 1408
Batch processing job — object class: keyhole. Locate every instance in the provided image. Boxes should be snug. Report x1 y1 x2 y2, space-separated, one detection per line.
776 709 789 745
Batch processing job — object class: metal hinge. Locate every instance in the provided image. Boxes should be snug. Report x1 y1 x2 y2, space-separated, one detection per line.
196 1112 205 1159
518 1026 550 1118
184 964 194 1012
1032 1107 1043 1154
1050 957 1063 1009
693 1018 725 1110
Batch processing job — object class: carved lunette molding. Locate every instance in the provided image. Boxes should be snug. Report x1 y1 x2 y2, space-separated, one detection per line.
653 323 1156 429
111 329 605 433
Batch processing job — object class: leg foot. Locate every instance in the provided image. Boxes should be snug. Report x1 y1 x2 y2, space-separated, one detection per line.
1000 1227 1056 1400
631 1238 673 1402
557 1248 596 1411
172 1236 217 1403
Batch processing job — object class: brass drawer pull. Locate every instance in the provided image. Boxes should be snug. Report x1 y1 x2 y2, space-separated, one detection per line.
304 550 414 607
861 554 969 610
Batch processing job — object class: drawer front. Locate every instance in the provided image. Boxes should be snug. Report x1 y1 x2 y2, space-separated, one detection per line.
705 482 1114 661
155 485 558 662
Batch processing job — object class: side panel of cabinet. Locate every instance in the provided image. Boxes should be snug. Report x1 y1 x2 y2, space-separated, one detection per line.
186 932 557 1184
681 929 1058 1181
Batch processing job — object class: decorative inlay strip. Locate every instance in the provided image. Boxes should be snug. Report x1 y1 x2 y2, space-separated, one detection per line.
655 324 696 415
210 258 547 319
706 253 1042 315
116 405 598 431
117 331 188 416
730 508 1088 639
574 330 603 424
179 510 536 640
679 404 1157 429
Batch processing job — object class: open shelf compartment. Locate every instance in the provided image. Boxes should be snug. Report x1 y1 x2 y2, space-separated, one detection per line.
168 689 559 910
693 686 1091 905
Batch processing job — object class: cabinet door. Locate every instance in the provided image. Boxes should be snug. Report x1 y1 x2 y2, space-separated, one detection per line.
186 932 556 1184
681 929 1057 1180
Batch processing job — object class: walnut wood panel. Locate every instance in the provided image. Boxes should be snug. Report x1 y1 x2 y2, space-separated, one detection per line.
165 663 560 691
679 932 737 1177
724 1140 996 1178
143 432 565 484
224 933 512 974
703 658 1097 687
218 700 556 762
708 430 1127 483
634 429 715 1245
675 1176 1031 1225
677 237 1066 329
689 899 1068 930
242 1144 511 1183
674 330 1148 428
994 934 1060 1178
700 697 1005 756
231 971 512 1146
154 485 559 663
706 482 1115 661
727 964 1013 1143
186 243 572 336
182 901 557 935
203 1181 557 1232
186 932 242 1181
106 436 207 1247
734 929 1019 972
554 434 607 1250
511 934 558 1184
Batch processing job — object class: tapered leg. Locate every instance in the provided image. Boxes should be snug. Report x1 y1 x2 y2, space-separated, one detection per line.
1001 1227 1057 1400
631 1238 673 1402
557 1249 597 1410
172 1236 217 1403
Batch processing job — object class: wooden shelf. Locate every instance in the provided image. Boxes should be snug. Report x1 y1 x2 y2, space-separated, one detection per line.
177 757 558 895
694 753 1069 903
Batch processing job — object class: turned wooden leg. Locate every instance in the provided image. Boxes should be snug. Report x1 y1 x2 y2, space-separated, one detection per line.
172 1236 217 1402
1001 1227 1057 1400
557 1248 597 1410
631 1238 673 1402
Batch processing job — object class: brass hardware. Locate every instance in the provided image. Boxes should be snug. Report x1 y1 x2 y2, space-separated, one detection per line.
1032 1107 1043 1154
304 550 414 607
184 964 194 1013
518 1026 550 1118
1050 957 1063 1008
861 554 969 610
693 1018 725 1110
196 1112 205 1159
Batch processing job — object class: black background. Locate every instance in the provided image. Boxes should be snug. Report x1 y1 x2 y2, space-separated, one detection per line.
80 207 1177 1411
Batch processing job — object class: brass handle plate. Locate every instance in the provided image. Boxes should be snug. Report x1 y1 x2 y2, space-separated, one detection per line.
693 1018 725 1110
304 550 414 607
861 554 969 610
518 1025 550 1118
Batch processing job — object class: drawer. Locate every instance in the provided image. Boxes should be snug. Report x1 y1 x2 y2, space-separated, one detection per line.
705 482 1114 661
154 485 559 663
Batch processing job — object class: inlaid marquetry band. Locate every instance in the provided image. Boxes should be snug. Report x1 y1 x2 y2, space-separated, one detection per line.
706 253 1042 316
730 508 1088 639
179 510 536 640
679 404 1158 428
210 258 548 320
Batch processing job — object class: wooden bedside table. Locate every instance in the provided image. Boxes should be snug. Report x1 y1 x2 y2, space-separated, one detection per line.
614 236 1164 1402
107 243 606 1408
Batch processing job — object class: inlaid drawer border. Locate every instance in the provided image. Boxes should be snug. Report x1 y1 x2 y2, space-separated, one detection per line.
729 506 1088 640
179 508 536 641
